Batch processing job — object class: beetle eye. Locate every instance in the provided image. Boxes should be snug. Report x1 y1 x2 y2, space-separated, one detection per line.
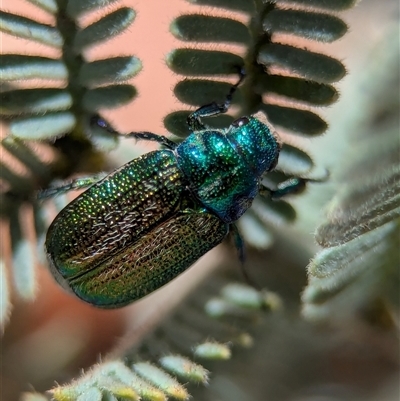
232 117 250 127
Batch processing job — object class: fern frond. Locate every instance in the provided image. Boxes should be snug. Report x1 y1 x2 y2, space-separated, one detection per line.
303 28 400 324
23 273 281 401
0 0 140 325
166 0 351 249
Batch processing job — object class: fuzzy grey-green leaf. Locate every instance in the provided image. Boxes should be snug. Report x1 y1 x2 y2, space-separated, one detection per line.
193 342 231 360
76 387 102 401
82 115 119 151
276 144 314 176
311 224 396 280
9 112 76 140
303 221 399 309
10 210 36 300
0 89 72 116
258 43 345 83
256 75 338 105
174 80 242 107
279 0 357 11
79 57 141 86
159 355 209 384
205 297 249 318
252 197 296 225
187 0 255 12
0 11 63 47
317 167 400 247
171 15 250 44
263 9 347 42
133 362 188 400
66 0 119 18
0 162 32 194
238 212 274 249
74 8 135 51
0 55 67 81
92 361 166 401
2 137 51 180
167 49 243 76
262 104 328 136
28 0 58 14
82 85 137 111
221 283 265 309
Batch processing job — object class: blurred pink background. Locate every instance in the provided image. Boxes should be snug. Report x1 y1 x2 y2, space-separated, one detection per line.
1 0 398 400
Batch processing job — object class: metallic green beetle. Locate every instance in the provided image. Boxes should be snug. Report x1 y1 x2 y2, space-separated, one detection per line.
44 74 307 308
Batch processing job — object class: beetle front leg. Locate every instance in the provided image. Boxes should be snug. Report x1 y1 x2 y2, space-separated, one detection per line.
91 115 177 150
187 67 246 131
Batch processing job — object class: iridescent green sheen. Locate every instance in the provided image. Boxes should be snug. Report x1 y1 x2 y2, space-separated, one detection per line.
46 150 228 307
176 117 279 223
71 212 227 307
46 114 281 308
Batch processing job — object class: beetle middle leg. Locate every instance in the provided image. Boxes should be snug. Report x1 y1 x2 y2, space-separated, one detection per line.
260 173 329 200
187 67 246 131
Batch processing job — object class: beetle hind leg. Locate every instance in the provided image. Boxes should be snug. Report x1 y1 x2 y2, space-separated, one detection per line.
37 174 107 200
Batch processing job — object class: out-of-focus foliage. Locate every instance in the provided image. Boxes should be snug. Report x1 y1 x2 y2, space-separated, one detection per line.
303 27 400 324
0 0 350 328
2 1 398 401
0 0 140 325
167 0 350 252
